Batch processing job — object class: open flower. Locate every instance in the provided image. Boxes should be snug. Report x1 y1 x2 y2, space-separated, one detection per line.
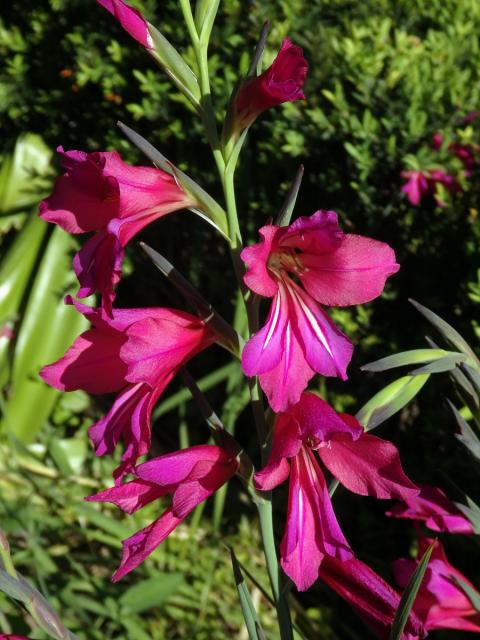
393 538 480 633
40 298 215 480
386 485 474 534
254 392 419 590
39 148 195 313
87 445 239 580
241 211 399 411
319 556 426 639
96 0 154 49
233 38 308 131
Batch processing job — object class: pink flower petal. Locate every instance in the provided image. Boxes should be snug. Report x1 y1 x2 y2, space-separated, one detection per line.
112 509 182 582
299 234 399 306
241 225 280 297
86 479 168 514
280 210 343 254
291 392 363 443
96 0 154 49
39 328 126 394
386 485 474 534
318 432 419 501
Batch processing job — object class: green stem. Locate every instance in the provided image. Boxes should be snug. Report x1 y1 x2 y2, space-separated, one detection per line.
256 496 293 640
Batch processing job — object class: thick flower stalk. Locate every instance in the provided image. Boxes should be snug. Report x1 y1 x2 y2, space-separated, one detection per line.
386 485 474 534
393 538 480 633
40 297 215 480
39 149 196 313
241 211 399 411
318 556 426 639
87 445 239 581
232 38 308 133
254 392 419 590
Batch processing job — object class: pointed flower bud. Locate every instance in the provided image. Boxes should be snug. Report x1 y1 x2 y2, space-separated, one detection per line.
96 0 154 49
233 38 308 132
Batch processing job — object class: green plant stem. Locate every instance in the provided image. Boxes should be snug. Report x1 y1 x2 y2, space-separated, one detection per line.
184 16 293 639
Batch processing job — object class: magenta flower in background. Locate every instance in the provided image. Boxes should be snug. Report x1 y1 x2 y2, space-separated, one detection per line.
318 556 426 639
394 538 480 633
386 485 474 534
241 211 399 411
96 0 154 49
401 171 430 206
449 142 479 175
39 149 195 313
233 38 308 131
40 298 215 480
88 445 238 580
254 392 419 590
432 133 443 151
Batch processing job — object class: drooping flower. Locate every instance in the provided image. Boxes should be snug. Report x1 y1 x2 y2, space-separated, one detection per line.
233 38 308 131
39 148 196 313
87 444 238 580
254 392 419 590
96 0 154 49
386 485 474 534
318 556 426 639
393 538 480 633
401 171 430 206
241 211 399 411
40 297 215 480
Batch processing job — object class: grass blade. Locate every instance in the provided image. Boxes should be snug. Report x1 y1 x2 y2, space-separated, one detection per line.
389 541 435 640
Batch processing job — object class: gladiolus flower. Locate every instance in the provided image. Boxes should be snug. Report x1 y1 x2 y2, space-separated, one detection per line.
87 445 238 580
241 211 399 411
386 485 474 534
393 538 480 633
233 38 308 131
254 392 419 590
96 0 154 49
432 133 443 150
40 298 215 479
39 148 196 313
401 171 430 206
319 556 426 639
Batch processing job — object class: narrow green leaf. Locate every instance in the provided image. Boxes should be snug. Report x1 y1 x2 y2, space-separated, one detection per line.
276 165 304 227
456 496 480 535
248 21 270 77
447 400 480 461
362 349 455 372
230 548 264 640
408 353 466 375
389 541 435 640
356 375 429 430
452 576 480 612
410 299 480 366
119 574 185 614
117 121 228 235
147 24 201 104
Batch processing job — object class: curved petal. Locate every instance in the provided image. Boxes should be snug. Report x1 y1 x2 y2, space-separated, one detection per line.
299 234 399 306
280 210 343 255
86 479 168 514
121 314 214 387
318 432 419 500
112 509 182 582
39 148 119 233
39 328 126 394
73 229 124 315
287 281 353 380
241 225 280 297
136 445 228 486
290 392 363 443
254 412 301 490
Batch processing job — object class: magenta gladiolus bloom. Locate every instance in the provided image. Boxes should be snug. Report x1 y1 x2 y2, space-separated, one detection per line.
254 392 419 590
401 171 430 206
386 485 474 534
40 298 215 479
87 445 238 580
39 148 195 313
319 556 426 639
241 211 399 411
394 538 480 633
233 38 308 130
96 0 154 49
